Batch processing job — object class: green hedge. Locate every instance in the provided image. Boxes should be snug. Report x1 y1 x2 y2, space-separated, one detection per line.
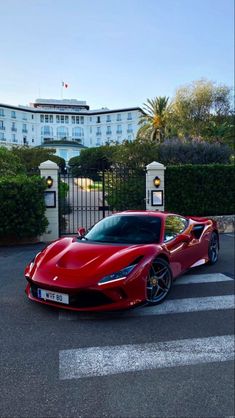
0 175 48 239
165 164 235 216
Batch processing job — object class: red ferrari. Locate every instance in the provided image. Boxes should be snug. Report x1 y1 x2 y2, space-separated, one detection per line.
25 211 219 312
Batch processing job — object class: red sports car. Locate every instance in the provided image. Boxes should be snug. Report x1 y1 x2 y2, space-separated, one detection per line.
25 211 219 312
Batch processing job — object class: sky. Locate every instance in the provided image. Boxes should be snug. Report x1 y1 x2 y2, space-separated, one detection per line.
0 0 234 110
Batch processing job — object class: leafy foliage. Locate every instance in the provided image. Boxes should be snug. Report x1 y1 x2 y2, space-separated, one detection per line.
0 147 25 176
11 146 65 173
0 175 48 238
138 96 170 142
165 164 235 216
69 145 115 179
159 139 232 165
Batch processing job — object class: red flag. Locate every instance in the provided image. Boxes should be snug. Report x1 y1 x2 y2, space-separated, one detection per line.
62 81 69 88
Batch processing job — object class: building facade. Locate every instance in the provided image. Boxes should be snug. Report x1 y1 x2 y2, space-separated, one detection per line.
0 99 142 162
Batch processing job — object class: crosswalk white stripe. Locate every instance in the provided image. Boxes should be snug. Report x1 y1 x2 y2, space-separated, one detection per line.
59 335 234 380
59 294 235 320
174 273 233 285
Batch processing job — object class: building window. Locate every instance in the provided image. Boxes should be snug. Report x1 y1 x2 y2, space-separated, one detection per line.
12 122 17 132
22 124 27 133
41 126 53 139
0 121 5 130
56 115 60 123
80 116 84 124
96 127 101 135
90 127 92 133
0 109 4 117
117 124 122 134
23 113 27 120
32 114 34 119
127 112 132 120
57 126 68 139
106 115 111 122
106 126 112 135
32 126 34 132
0 132 5 140
128 135 132 140
97 116 100 123
12 134 17 142
65 116 69 124
23 136 27 145
72 127 84 142
127 124 133 133
117 114 121 121
90 117 92 122
32 138 34 143
11 111 16 118
71 116 80 124
40 115 44 123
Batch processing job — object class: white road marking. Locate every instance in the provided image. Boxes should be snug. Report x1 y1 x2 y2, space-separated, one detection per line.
59 294 235 320
59 335 234 380
174 273 233 285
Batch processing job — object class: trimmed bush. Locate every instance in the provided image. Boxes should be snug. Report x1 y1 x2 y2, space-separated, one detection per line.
159 139 232 165
165 164 235 216
0 175 48 239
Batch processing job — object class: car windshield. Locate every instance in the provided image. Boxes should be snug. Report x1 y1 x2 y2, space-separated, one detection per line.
84 215 162 244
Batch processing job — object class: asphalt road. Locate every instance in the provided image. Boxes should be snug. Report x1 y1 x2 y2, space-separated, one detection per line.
0 234 234 418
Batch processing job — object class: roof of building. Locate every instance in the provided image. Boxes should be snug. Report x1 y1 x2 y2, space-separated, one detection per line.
38 140 87 148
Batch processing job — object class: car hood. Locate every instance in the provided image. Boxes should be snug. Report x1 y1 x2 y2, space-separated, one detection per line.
29 237 160 288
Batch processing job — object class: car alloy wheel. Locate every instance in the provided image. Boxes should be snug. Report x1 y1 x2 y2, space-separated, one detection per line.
146 258 172 305
208 232 219 264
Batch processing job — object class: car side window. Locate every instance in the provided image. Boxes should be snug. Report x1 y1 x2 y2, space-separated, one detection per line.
164 216 188 242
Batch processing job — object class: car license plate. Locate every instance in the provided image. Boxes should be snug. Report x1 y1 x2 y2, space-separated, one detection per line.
37 288 69 304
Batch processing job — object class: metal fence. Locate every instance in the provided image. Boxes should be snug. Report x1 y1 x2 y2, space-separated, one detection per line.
59 167 146 235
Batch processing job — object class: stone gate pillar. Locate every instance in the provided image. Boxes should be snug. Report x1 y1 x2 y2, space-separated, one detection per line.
39 160 59 242
146 161 166 211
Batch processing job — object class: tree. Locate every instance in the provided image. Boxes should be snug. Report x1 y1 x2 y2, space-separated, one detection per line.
68 145 115 179
138 96 170 142
169 79 234 141
0 147 25 176
11 147 65 173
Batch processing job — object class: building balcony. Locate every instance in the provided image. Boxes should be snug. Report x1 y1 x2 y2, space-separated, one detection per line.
116 130 122 134
22 129 28 133
0 137 6 141
96 132 102 136
11 115 16 119
0 113 5 117
12 127 17 132
127 129 133 133
106 131 112 135
0 126 5 130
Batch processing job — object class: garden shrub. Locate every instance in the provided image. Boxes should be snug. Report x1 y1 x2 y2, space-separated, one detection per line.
0 175 48 239
159 139 232 165
165 164 235 216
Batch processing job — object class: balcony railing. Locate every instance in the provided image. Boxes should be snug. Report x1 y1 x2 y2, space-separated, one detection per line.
0 126 5 130
22 129 28 133
127 129 133 133
12 127 17 132
96 132 102 136
11 115 16 119
106 131 112 135
0 136 6 141
116 130 122 134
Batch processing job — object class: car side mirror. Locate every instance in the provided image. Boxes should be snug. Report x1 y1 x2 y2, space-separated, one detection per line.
77 227 86 237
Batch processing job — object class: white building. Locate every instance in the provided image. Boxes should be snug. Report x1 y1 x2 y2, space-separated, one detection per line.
0 99 142 162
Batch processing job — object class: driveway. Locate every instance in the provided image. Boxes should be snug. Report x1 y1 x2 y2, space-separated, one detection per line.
0 234 234 417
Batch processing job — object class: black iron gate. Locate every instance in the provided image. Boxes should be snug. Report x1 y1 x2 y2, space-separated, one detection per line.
59 167 145 235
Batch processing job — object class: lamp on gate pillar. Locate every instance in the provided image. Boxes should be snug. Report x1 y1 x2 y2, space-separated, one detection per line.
46 176 53 188
153 176 161 188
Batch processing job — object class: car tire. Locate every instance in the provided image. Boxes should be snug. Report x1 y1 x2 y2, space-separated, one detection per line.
208 232 219 265
146 257 172 305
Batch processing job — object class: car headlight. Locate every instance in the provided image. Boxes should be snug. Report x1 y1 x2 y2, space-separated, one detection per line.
98 264 137 285
28 252 42 273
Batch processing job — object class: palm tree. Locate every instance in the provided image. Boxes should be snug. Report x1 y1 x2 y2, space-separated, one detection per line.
138 96 170 142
